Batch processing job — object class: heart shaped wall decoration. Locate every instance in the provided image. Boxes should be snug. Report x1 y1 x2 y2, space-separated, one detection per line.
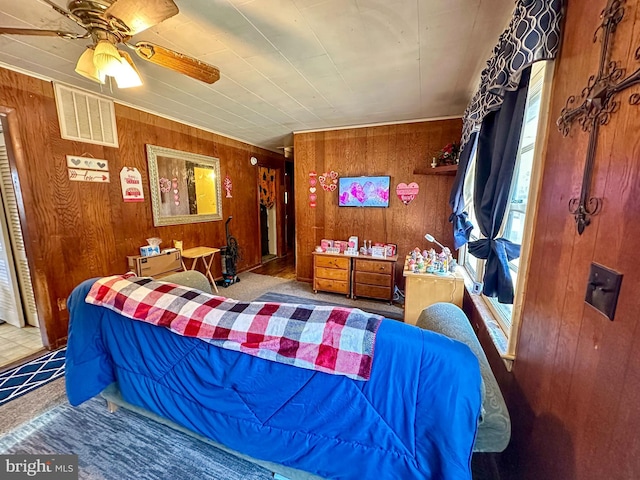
396 182 420 205
319 171 339 192
309 171 318 208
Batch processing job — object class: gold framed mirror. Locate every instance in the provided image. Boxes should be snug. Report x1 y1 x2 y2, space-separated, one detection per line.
146 144 222 226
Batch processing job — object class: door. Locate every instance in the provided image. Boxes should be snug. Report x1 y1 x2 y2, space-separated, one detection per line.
0 119 39 328
258 166 279 261
0 191 24 327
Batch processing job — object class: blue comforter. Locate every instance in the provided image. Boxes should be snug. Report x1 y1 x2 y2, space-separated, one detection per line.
66 279 482 479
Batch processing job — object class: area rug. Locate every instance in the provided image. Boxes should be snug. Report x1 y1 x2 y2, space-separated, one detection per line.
0 348 65 407
0 396 272 480
253 292 403 320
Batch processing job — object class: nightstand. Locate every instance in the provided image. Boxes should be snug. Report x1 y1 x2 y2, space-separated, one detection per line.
403 265 464 325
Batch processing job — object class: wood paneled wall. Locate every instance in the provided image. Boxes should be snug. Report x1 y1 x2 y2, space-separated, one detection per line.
0 68 285 349
294 120 462 284
465 1 640 478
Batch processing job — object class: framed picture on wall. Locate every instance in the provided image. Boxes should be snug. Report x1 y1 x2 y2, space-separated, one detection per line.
146 144 223 226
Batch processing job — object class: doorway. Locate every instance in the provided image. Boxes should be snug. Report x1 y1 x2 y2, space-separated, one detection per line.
0 116 43 369
284 160 295 257
258 166 278 264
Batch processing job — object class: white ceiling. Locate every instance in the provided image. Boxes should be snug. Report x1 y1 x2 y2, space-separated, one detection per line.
0 0 514 151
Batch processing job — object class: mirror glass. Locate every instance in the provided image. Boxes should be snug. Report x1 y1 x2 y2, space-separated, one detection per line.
146 144 222 226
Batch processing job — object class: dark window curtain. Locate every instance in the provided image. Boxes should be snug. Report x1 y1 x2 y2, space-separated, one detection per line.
449 132 478 250
469 67 531 304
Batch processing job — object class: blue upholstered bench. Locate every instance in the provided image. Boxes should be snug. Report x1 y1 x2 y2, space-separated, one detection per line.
416 302 511 453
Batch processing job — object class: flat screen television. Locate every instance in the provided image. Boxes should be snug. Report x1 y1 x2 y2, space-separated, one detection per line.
338 176 390 208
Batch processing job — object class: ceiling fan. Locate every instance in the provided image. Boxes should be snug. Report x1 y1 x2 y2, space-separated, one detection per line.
0 0 220 88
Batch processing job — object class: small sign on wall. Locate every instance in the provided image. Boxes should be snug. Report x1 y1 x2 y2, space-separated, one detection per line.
396 182 420 205
120 167 144 202
66 155 108 171
68 169 110 183
66 155 109 183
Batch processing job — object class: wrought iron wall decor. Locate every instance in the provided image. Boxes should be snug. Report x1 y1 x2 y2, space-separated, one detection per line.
557 0 640 234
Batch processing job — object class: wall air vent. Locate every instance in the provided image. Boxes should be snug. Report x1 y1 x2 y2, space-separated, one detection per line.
53 83 119 147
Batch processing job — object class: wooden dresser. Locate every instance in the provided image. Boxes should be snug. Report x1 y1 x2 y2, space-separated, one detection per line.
352 256 398 303
312 252 351 296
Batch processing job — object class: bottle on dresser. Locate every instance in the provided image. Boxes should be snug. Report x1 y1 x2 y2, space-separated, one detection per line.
360 240 368 255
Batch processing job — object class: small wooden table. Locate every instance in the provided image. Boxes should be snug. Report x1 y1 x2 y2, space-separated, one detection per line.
181 246 220 293
403 261 464 325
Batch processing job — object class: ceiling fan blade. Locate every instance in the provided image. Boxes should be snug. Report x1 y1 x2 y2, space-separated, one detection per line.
0 27 88 39
105 0 179 36
133 42 220 84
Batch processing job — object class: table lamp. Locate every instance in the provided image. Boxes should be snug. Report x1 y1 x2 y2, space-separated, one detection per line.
424 233 446 251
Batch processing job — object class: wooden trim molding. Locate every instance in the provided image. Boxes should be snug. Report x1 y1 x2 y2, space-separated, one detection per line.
506 61 555 358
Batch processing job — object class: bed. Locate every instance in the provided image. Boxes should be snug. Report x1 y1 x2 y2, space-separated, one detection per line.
65 276 482 480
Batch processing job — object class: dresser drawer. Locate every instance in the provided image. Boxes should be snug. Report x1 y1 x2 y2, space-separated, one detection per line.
355 271 392 287
353 283 392 301
315 267 350 282
354 259 392 274
315 255 350 270
314 278 349 295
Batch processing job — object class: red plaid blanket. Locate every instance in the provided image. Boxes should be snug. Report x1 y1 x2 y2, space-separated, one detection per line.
86 275 383 380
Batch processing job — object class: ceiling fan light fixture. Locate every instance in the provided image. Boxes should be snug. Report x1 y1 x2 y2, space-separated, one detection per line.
75 47 105 84
93 39 121 76
114 50 143 89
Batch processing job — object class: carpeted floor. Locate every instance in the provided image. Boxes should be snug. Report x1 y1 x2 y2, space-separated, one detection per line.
0 377 66 436
0 396 272 480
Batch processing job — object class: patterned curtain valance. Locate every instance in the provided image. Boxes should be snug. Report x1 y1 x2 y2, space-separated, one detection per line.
460 0 564 149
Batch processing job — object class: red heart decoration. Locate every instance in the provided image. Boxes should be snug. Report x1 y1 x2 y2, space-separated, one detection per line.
396 182 420 205
319 171 339 192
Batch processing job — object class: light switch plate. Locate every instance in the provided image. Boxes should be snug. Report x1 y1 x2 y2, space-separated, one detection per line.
585 263 623 320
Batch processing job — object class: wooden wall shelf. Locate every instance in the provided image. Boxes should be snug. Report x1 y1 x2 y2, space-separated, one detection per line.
413 165 458 175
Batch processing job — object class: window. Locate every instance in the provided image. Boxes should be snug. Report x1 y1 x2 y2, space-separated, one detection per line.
462 61 552 363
